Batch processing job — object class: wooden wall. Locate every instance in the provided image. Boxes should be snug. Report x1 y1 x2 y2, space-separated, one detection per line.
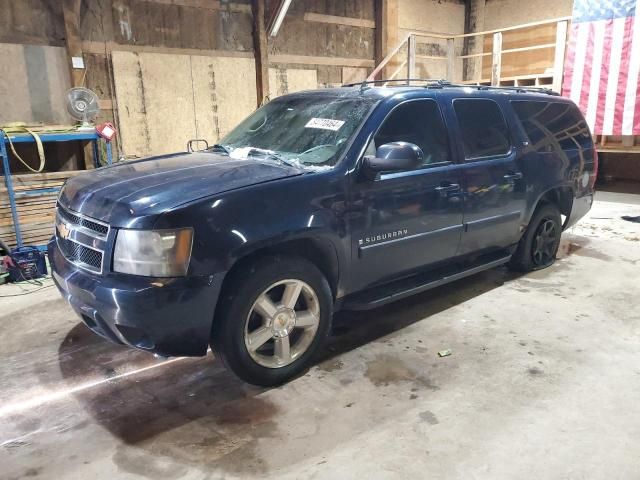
0 43 72 125
83 0 376 157
398 0 465 80
480 0 573 81
266 0 375 88
0 0 376 158
481 23 558 80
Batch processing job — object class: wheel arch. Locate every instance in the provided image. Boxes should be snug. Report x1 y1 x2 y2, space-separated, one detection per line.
529 185 574 229
221 234 342 300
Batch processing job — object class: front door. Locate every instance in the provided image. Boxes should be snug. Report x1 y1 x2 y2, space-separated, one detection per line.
450 98 527 255
348 99 464 292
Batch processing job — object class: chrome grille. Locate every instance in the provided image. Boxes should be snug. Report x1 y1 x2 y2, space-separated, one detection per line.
55 205 109 274
57 204 109 238
57 236 103 271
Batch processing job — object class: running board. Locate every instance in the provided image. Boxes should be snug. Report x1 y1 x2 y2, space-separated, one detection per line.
342 255 511 311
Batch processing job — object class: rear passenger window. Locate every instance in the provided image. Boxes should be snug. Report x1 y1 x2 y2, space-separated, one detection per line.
511 101 592 153
453 99 510 159
372 99 450 166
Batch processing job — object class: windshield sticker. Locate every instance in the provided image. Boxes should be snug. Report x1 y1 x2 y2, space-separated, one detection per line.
229 147 253 159
305 118 345 131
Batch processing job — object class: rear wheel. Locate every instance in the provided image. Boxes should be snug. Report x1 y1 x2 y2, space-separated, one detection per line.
509 203 562 272
212 256 332 386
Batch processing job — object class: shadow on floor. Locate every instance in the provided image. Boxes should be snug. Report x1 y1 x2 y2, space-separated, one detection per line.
57 265 519 476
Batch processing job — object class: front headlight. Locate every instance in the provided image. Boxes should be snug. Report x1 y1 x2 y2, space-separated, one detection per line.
113 228 193 277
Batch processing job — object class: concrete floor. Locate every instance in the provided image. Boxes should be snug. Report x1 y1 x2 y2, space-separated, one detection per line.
2 192 640 480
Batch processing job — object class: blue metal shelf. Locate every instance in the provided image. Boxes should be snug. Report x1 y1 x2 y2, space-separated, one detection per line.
4 132 103 143
0 130 113 248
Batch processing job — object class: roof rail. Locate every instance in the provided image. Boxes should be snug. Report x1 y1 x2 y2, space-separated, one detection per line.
342 78 453 91
342 78 560 96
473 84 560 96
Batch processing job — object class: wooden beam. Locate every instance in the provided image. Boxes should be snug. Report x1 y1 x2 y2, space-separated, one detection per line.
446 38 455 81
416 54 447 61
252 0 269 106
368 32 408 81
81 41 254 58
270 54 375 68
143 0 251 12
303 13 375 29
407 34 416 82
491 32 502 86
552 20 568 93
62 0 84 87
374 0 399 79
451 16 572 39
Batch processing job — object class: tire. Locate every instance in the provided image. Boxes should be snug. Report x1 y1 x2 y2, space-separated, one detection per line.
211 255 333 386
509 203 562 272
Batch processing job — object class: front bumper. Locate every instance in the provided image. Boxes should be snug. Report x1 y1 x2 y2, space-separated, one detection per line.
48 238 224 357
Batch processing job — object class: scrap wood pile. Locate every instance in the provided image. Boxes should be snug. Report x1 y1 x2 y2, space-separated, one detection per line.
0 170 82 247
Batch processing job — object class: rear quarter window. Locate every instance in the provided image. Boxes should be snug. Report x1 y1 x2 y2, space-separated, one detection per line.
510 100 593 153
453 99 511 160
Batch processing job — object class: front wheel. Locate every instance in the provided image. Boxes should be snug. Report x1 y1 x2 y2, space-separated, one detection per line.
211 256 332 386
509 203 562 272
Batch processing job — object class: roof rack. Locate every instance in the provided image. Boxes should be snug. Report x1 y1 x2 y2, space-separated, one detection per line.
473 84 560 96
342 78 559 96
342 78 453 90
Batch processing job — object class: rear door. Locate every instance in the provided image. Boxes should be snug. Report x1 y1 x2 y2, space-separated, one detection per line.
451 98 527 255
348 98 464 292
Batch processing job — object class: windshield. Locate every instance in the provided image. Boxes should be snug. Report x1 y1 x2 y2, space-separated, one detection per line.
219 95 377 168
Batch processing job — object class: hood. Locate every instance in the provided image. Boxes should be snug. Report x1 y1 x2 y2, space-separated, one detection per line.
59 152 304 227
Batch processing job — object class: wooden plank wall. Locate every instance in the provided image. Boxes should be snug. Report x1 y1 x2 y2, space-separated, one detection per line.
112 51 258 157
481 23 557 80
267 0 375 87
0 171 82 247
0 0 376 158
83 0 376 156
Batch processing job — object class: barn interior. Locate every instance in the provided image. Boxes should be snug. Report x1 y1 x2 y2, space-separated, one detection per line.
1 1 640 479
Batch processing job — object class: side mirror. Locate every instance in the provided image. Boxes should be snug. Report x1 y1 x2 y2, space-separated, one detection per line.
362 142 424 179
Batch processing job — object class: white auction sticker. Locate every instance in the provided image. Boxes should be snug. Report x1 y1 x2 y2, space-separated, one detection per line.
305 118 345 131
229 147 253 159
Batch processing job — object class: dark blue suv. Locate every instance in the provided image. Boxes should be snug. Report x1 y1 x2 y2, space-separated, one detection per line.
49 82 597 385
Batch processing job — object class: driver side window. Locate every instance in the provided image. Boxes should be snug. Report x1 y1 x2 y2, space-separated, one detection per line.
367 99 450 166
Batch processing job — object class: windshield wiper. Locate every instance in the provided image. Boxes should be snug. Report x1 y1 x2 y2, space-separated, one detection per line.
247 148 298 168
208 144 231 155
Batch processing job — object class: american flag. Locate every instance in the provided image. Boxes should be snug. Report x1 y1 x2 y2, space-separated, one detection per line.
562 0 640 135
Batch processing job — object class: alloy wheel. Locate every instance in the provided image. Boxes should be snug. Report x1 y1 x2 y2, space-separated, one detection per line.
532 218 558 266
244 279 320 368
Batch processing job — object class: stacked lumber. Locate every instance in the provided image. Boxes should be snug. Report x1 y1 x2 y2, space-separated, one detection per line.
0 170 83 248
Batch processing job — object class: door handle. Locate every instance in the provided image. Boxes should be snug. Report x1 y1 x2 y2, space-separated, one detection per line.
503 172 523 182
435 183 460 197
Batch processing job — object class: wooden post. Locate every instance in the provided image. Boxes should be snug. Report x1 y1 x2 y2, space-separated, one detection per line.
62 0 84 87
252 0 270 106
407 34 416 83
552 20 568 93
446 38 455 82
491 32 502 86
375 0 398 79
63 0 97 169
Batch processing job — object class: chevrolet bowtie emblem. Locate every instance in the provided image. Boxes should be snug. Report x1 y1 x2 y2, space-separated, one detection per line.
58 222 71 240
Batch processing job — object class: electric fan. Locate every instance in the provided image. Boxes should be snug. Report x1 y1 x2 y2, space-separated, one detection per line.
66 87 100 131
